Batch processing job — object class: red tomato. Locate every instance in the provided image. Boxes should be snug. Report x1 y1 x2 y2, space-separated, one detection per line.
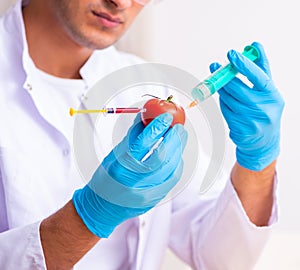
141 95 185 127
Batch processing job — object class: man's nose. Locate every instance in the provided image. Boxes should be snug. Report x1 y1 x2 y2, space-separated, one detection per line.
107 0 133 10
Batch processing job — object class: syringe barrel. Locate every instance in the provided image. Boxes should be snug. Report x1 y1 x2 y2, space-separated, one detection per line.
191 45 260 103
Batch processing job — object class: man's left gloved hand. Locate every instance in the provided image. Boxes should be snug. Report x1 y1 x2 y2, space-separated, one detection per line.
73 113 187 238
210 42 285 171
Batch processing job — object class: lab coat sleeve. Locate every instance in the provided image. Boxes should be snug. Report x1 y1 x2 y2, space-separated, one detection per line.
0 221 47 270
169 173 278 270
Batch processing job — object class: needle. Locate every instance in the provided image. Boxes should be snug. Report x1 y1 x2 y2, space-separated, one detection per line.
69 107 145 116
187 100 198 109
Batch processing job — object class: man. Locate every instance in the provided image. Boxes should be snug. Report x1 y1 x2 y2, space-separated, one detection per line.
0 0 284 269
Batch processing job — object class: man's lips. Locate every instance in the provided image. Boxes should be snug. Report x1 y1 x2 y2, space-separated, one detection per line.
92 11 123 27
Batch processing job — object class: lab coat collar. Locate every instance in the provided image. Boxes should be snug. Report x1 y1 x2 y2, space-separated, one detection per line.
16 0 117 91
79 46 119 89
13 0 117 144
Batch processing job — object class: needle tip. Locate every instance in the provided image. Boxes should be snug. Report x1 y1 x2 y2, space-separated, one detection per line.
69 108 75 116
187 100 198 109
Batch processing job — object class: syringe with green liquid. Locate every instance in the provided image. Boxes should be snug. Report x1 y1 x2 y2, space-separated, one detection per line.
188 45 260 108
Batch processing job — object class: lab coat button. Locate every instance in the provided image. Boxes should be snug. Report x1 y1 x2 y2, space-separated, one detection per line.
63 148 70 156
141 220 146 228
81 94 88 101
26 83 32 91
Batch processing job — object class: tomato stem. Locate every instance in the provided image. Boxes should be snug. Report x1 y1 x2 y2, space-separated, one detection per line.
167 95 173 102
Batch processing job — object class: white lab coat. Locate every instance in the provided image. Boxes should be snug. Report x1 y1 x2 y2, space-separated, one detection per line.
0 1 278 269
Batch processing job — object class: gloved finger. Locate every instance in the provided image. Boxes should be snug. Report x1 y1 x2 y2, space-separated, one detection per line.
165 158 184 188
227 50 275 92
209 62 222 73
145 124 187 166
107 124 185 177
143 124 186 168
115 113 144 155
219 76 256 105
251 42 272 78
221 76 281 108
133 158 184 203
219 96 262 140
159 124 187 156
139 145 184 187
210 62 250 101
171 124 188 153
126 113 145 144
123 125 186 188
219 95 233 117
219 98 247 139
152 158 184 192
219 87 264 118
130 113 173 160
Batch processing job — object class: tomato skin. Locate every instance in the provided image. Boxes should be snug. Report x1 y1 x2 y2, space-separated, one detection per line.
141 97 186 127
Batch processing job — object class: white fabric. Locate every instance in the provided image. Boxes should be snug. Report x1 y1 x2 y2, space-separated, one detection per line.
0 1 278 270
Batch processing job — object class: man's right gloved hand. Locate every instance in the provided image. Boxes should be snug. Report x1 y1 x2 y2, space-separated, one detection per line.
73 113 187 238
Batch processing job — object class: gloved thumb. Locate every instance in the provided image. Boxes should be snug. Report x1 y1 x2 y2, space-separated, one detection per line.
130 113 173 160
209 62 222 73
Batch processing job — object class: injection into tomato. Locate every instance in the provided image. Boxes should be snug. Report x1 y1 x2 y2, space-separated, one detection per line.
141 95 186 127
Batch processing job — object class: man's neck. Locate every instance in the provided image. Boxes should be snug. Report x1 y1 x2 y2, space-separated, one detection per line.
22 2 93 79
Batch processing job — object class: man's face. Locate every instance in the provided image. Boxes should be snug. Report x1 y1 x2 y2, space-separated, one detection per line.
50 0 145 50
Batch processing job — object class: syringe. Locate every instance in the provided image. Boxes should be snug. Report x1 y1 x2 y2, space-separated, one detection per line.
188 45 260 108
69 107 145 116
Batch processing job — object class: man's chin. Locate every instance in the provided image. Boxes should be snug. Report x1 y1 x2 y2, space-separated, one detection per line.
75 38 117 51
67 28 120 50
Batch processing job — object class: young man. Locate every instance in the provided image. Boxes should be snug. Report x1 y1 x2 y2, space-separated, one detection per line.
0 0 284 269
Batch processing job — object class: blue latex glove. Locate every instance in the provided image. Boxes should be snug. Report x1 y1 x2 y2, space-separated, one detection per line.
210 42 284 171
73 113 187 238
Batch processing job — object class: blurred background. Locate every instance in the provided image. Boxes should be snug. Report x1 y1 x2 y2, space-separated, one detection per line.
1 0 300 269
